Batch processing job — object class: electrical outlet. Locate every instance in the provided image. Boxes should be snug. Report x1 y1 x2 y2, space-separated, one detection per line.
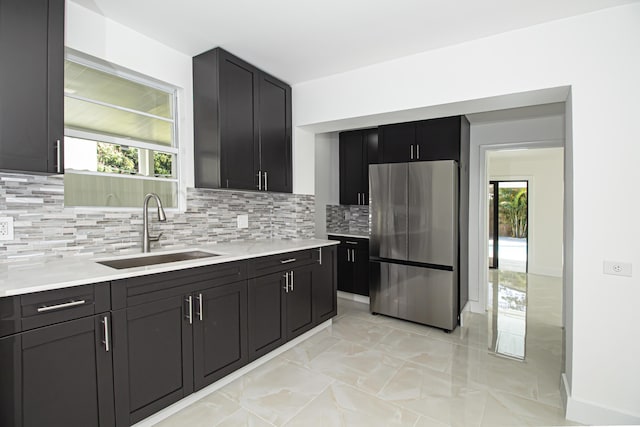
237 214 248 229
603 261 632 277
0 217 14 241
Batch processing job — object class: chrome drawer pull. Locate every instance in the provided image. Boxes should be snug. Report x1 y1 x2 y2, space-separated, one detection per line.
280 258 296 264
345 241 358 245
37 299 86 313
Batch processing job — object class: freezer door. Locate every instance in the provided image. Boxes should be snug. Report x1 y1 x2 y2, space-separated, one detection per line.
369 163 408 260
399 265 457 330
370 261 458 331
407 161 458 266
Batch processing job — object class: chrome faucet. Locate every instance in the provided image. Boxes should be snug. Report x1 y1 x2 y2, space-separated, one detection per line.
142 193 167 253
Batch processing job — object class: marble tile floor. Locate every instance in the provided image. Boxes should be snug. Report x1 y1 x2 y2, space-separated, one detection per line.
156 274 579 427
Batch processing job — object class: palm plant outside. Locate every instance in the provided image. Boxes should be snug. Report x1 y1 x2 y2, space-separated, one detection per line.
499 187 528 238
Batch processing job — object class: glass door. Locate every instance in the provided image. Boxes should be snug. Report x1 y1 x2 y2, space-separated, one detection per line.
488 180 528 272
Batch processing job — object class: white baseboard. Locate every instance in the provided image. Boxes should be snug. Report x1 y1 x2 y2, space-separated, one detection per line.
562 373 640 425
132 320 333 427
337 290 370 305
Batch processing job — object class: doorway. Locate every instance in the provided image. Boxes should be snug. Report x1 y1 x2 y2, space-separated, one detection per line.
488 180 528 273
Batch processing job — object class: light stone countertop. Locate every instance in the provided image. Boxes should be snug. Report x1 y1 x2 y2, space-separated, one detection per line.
326 232 369 239
0 239 339 297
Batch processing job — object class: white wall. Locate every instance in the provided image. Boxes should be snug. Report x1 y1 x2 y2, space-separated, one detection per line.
292 4 640 424
488 148 564 277
65 2 195 204
313 132 339 237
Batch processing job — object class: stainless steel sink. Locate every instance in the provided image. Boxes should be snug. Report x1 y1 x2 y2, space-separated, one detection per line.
97 250 220 269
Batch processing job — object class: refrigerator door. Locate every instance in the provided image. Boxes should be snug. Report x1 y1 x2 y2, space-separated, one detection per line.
407 161 458 266
370 163 408 260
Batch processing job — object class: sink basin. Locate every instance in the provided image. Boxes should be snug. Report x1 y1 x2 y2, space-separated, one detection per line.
97 250 220 269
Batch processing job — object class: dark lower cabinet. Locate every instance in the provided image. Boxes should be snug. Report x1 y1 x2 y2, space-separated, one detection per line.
0 314 115 427
330 236 370 296
113 280 248 426
113 296 192 426
313 246 338 324
247 271 287 361
193 281 248 391
286 264 315 340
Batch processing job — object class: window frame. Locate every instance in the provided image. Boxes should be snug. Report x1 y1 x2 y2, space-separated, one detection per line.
63 49 180 210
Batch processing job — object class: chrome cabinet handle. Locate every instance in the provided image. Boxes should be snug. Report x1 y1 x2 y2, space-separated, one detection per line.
318 247 322 265
416 144 420 159
283 272 289 292
186 296 193 324
352 249 356 262
264 171 268 191
347 249 351 262
257 170 262 190
37 299 86 313
280 258 296 264
56 139 62 173
290 271 294 292
197 293 203 321
102 315 110 352
410 144 414 160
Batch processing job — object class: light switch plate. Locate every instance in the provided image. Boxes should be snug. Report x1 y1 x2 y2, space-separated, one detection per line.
237 214 248 229
0 217 14 241
603 261 632 277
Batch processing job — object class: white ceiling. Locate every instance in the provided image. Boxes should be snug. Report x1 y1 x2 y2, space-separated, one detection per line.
70 0 637 85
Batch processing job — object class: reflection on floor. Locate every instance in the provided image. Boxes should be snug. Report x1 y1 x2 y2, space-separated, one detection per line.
155 277 577 426
488 269 528 359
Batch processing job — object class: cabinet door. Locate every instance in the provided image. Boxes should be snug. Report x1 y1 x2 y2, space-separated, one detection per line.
113 296 193 426
336 245 355 293
378 122 415 163
0 315 114 427
247 272 286 361
313 246 337 324
193 281 248 391
218 50 259 190
339 130 364 205
353 247 370 296
258 73 292 193
286 264 315 340
0 0 64 174
415 116 461 161
362 128 379 204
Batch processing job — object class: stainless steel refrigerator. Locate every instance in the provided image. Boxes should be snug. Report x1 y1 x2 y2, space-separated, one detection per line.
369 160 460 331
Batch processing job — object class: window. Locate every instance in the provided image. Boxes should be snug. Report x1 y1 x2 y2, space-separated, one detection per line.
63 53 178 208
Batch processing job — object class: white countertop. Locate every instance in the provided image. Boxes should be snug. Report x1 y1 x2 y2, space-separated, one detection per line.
327 232 369 239
0 239 339 297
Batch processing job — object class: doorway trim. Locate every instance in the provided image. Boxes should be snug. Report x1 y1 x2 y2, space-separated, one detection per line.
474 139 563 313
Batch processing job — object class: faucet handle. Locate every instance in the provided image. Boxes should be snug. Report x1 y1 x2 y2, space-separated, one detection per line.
149 232 163 242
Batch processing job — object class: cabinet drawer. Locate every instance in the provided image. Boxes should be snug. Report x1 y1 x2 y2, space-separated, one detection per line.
112 261 247 309
328 235 369 252
20 282 110 332
247 249 318 278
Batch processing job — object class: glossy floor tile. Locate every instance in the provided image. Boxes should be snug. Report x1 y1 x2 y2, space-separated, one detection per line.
155 273 578 426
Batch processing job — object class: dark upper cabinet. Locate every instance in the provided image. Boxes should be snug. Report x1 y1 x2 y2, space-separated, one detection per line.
339 128 378 205
415 116 462 161
378 122 415 163
329 236 369 296
258 73 292 193
193 47 292 193
0 0 64 174
378 116 466 163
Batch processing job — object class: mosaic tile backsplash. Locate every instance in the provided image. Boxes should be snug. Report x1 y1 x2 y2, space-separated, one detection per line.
325 204 369 236
0 172 314 264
